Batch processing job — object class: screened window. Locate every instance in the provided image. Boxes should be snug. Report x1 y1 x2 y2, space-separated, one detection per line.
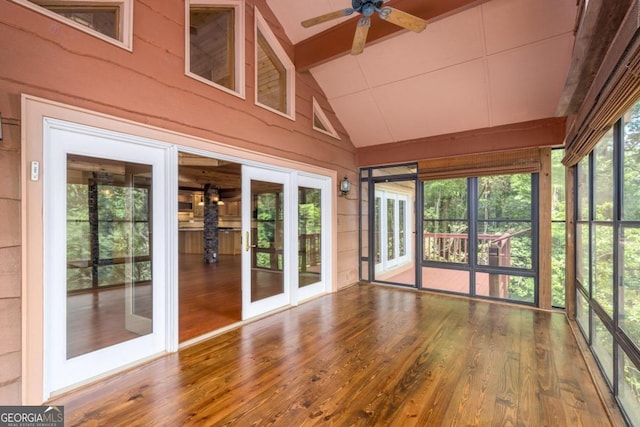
422 173 537 304
574 98 640 426
551 149 566 307
423 178 468 264
477 174 532 270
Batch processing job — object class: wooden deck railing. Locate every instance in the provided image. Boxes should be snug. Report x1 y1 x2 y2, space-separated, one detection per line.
424 232 517 298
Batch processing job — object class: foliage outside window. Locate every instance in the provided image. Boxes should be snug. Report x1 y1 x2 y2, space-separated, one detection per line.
551 149 566 307
424 178 468 263
66 157 152 292
422 173 536 304
254 191 284 270
298 187 322 287
576 157 590 289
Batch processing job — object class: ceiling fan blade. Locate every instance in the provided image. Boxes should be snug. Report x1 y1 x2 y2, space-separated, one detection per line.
351 16 371 55
378 7 427 33
301 8 354 28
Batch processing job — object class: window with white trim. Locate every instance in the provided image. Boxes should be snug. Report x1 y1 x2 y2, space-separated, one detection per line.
255 9 295 119
312 97 340 139
12 0 133 50
186 0 245 97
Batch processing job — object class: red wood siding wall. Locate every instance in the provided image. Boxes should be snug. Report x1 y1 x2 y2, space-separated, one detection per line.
0 0 359 403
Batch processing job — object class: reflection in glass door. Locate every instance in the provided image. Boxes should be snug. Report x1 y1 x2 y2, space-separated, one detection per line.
45 121 167 397
242 166 290 319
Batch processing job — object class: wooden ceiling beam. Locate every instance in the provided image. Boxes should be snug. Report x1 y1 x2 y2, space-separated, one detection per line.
294 0 490 71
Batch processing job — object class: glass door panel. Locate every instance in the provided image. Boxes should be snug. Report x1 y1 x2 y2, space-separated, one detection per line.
251 180 284 301
242 166 290 318
66 156 153 359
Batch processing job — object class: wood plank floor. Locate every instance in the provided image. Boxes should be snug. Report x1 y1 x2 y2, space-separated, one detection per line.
179 254 242 342
51 284 614 426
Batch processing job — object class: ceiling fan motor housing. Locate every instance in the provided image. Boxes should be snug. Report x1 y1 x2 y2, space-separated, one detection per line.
352 0 385 14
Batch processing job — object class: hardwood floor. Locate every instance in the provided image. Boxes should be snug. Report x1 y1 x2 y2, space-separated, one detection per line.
179 254 242 342
52 284 614 426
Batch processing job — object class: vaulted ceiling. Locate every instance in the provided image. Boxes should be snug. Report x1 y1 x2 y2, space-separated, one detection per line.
267 0 577 148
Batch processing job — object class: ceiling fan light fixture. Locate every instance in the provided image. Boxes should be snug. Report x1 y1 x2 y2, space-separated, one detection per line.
301 0 427 55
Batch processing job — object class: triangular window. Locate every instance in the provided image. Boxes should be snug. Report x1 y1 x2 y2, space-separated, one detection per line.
312 98 340 139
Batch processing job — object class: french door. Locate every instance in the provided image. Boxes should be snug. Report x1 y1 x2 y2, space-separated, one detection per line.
241 165 291 319
374 188 412 275
44 120 169 397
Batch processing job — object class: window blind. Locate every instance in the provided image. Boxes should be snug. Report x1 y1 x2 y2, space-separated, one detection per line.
418 148 541 181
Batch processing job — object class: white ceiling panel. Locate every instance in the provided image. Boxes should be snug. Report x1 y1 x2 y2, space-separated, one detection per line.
267 0 353 44
310 54 370 99
329 91 394 147
357 7 485 88
488 33 574 127
482 0 577 55
372 60 490 142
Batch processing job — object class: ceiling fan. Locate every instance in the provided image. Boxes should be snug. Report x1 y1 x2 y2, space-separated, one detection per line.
301 0 427 55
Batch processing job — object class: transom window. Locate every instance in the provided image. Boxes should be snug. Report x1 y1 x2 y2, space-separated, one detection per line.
187 1 245 97
13 0 132 49
254 9 295 119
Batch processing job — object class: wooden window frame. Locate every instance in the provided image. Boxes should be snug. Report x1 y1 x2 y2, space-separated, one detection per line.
254 8 295 120
185 0 245 99
12 0 133 51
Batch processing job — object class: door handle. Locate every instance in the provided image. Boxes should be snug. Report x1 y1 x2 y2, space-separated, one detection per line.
245 231 257 252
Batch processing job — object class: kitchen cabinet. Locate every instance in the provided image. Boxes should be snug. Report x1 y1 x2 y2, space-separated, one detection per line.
179 229 203 254
218 229 241 255
219 201 240 217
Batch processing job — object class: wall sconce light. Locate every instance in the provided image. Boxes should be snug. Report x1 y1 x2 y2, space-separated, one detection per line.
340 176 351 196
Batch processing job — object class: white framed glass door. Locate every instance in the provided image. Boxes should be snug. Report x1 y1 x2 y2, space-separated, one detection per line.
44 120 168 397
296 174 330 301
374 188 412 275
241 165 291 319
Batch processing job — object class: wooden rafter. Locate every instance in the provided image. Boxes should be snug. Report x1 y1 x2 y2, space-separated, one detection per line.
294 0 490 71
